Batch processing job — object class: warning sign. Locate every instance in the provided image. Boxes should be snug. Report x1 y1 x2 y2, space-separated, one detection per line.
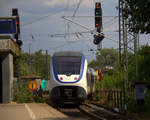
27 81 37 91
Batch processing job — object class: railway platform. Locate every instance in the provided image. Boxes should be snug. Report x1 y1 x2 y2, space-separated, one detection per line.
0 103 69 120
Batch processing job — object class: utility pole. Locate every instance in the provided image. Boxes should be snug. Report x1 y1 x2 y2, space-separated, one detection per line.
119 0 121 64
28 43 32 73
119 0 125 65
119 0 127 112
118 0 140 113
123 19 128 112
45 50 49 80
134 33 139 81
124 19 128 89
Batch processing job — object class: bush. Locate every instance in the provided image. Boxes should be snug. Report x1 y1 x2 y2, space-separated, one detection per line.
13 84 33 103
126 94 137 112
101 70 124 90
13 84 46 103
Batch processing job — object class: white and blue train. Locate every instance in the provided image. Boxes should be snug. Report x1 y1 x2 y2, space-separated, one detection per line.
49 51 97 105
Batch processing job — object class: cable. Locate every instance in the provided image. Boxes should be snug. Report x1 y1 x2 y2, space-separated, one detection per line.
103 16 118 28
21 8 67 27
72 0 83 17
48 36 94 51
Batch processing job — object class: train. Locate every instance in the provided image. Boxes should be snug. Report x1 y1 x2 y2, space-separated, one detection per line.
49 51 97 105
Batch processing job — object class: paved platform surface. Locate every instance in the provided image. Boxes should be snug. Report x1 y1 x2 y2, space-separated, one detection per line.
0 103 69 120
0 104 32 120
26 103 69 120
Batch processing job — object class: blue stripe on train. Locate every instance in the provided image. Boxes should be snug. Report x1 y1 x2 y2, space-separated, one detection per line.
52 54 85 83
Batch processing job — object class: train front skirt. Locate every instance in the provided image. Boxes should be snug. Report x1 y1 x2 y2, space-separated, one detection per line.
50 86 87 104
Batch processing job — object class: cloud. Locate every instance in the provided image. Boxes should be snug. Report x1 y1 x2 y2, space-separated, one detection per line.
0 0 119 61
43 0 93 8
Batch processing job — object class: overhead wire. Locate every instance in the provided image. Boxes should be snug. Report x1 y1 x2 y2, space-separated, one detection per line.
64 0 83 43
103 16 118 26
21 8 69 27
22 0 119 54
72 0 83 17
63 0 74 46
48 37 91 51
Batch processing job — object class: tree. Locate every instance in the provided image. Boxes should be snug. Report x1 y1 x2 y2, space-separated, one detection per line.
88 60 99 69
14 50 51 79
14 52 30 77
138 45 150 83
96 48 118 69
121 0 150 33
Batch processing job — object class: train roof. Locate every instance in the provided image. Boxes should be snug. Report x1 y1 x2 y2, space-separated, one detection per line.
54 51 83 57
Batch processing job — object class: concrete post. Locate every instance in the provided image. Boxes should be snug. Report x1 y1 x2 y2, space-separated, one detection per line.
2 53 14 103
0 36 20 103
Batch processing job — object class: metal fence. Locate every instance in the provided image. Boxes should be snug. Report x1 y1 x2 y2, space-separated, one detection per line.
94 89 125 111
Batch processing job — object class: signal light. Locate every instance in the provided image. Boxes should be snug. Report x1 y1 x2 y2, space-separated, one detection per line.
93 34 104 45
16 21 19 25
16 16 20 34
96 23 99 26
12 8 18 16
96 69 102 81
12 8 20 34
95 11 99 15
12 8 22 48
95 2 102 33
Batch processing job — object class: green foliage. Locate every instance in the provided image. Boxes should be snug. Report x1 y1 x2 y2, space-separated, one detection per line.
89 46 150 119
13 84 46 103
88 60 99 69
138 45 150 83
13 84 33 103
121 0 150 33
96 48 118 68
89 48 118 69
95 80 100 91
32 95 46 103
127 90 150 114
89 48 123 90
126 92 137 112
144 90 150 113
14 50 51 79
101 70 124 90
92 94 102 101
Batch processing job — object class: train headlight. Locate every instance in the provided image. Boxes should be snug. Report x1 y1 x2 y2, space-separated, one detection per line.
59 77 63 80
74 77 78 80
78 93 84 98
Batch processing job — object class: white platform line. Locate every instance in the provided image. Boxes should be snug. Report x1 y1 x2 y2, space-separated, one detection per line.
25 104 36 120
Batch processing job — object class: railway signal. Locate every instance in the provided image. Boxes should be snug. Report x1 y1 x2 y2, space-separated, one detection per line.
93 34 104 45
27 81 37 91
96 69 102 81
12 8 22 47
12 8 20 34
95 2 102 33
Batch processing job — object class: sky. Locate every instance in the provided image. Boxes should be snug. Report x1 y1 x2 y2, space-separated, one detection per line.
0 0 149 62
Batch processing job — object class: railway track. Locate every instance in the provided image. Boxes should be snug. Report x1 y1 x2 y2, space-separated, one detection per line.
49 101 124 120
58 106 91 120
79 103 124 120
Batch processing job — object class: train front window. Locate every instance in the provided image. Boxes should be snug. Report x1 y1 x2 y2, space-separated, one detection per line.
56 57 81 74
